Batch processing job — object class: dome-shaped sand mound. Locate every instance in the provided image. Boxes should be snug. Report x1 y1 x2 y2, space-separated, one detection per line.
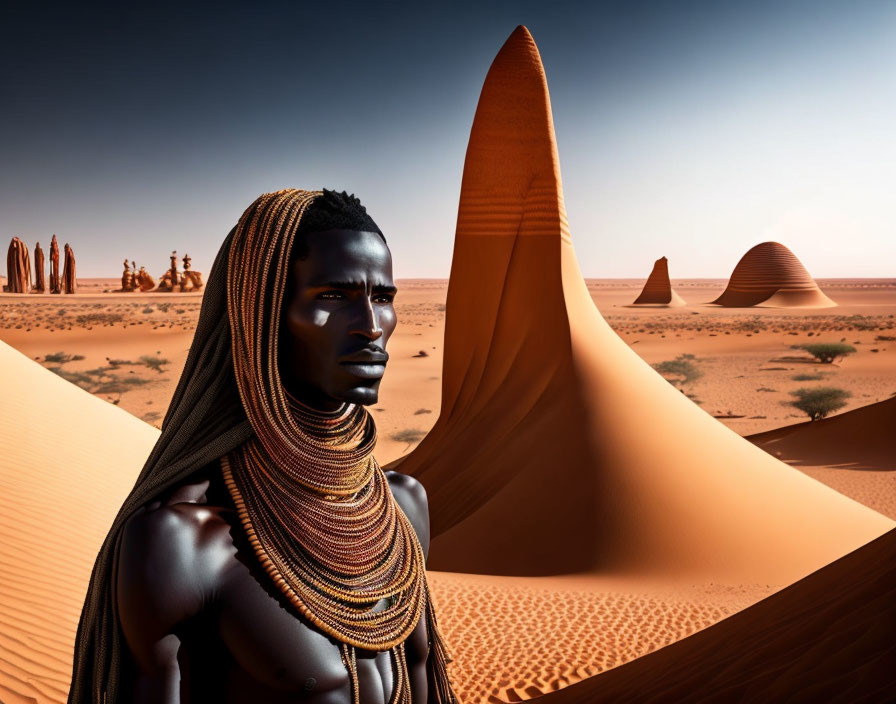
632 256 685 306
711 241 835 307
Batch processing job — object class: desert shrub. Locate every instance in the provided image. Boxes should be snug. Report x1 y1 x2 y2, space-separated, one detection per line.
787 387 851 421
47 367 95 390
139 354 169 373
391 429 426 450
75 312 123 325
653 354 703 388
791 373 823 381
792 342 856 364
45 351 74 364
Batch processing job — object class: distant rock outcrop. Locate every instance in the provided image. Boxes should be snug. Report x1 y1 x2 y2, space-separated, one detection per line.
49 235 61 294
4 237 32 293
62 242 77 294
33 241 45 292
179 253 203 292
711 242 835 308
632 256 685 306
135 266 156 291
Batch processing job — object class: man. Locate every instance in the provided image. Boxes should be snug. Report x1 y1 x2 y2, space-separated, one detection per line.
69 189 455 703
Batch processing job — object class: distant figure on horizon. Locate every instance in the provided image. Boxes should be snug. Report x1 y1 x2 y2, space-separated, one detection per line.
179 252 204 291
49 235 61 294
120 259 136 292
33 241 46 292
4 237 32 293
155 250 180 291
62 242 77 294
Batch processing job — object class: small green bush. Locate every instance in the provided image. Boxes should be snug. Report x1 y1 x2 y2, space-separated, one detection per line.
139 355 169 373
787 387 851 421
791 373 824 381
653 354 703 388
792 342 856 364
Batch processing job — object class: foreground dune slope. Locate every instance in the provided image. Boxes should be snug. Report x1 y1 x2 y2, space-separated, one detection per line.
538 526 896 703
389 26 892 583
0 339 159 703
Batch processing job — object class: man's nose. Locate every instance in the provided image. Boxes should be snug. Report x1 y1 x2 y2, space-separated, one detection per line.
350 298 383 341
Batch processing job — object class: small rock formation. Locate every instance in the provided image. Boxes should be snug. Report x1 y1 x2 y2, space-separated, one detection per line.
49 235 61 294
155 250 180 292
135 266 156 291
711 242 835 308
179 253 204 292
4 237 32 293
32 241 46 292
62 242 77 294
120 259 136 292
632 256 685 306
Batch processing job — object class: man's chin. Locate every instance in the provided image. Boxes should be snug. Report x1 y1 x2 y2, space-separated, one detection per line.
336 384 380 407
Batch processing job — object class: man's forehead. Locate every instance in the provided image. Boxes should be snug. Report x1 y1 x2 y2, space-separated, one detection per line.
293 229 393 286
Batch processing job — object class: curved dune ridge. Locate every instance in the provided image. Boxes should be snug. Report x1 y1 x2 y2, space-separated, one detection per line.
748 397 896 521
748 395 896 471
389 26 891 583
538 526 896 703
632 256 685 306
710 241 836 308
0 339 159 703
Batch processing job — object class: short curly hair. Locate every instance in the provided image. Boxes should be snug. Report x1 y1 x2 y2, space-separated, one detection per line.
290 189 385 260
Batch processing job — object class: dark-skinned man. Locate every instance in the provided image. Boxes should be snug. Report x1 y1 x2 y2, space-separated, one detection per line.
68 189 456 704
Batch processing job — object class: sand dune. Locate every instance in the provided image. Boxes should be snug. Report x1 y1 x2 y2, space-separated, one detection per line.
711 241 836 308
389 27 892 583
539 527 896 702
749 395 895 471
632 256 685 306
0 339 159 703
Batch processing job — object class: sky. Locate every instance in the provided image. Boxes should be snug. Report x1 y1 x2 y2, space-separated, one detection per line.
1 0 894 279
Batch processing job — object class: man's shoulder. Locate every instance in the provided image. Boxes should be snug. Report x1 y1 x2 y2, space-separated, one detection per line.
384 471 430 557
385 470 429 521
119 478 235 582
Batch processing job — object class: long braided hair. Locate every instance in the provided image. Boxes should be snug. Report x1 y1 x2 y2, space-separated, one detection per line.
68 189 454 703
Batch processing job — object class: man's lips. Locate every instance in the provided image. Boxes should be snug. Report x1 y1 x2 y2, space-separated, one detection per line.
338 350 389 364
338 350 388 378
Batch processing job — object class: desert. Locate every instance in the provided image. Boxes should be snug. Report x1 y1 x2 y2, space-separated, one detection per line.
2 13 895 704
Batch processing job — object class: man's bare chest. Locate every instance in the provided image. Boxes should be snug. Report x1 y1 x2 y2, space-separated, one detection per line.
194 541 428 703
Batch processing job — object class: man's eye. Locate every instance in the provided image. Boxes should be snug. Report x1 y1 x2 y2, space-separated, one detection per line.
373 295 394 304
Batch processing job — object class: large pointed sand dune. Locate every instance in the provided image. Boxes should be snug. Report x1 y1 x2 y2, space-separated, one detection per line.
710 241 836 307
389 27 891 584
0 339 159 703
748 396 896 471
632 256 685 306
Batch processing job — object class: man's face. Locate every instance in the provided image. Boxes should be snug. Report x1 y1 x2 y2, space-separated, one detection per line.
279 229 397 409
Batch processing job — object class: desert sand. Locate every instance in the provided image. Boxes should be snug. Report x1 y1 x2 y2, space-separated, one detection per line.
1 24 894 704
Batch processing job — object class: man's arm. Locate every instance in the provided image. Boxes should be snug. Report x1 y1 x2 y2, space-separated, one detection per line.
117 504 208 704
